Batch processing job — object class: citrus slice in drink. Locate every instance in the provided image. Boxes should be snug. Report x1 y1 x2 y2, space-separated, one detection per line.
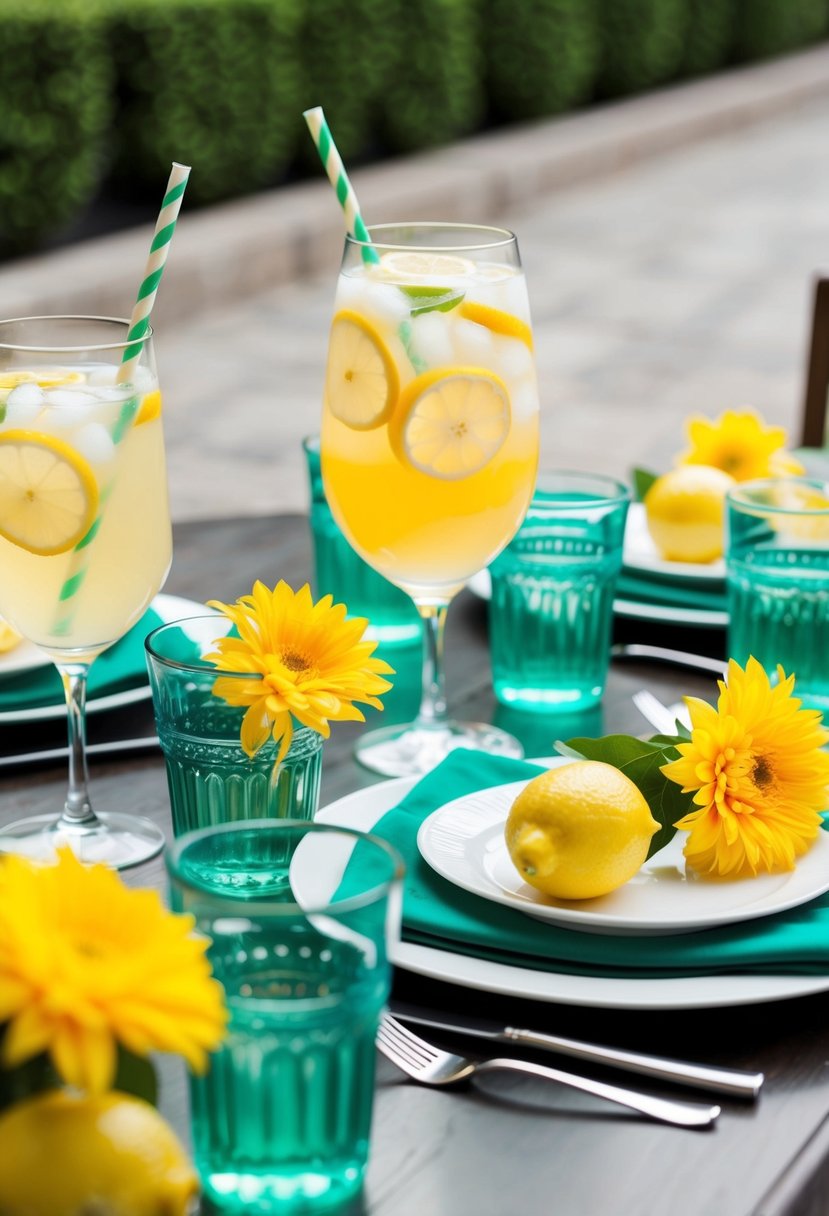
458 300 534 349
379 250 475 280
325 310 400 430
0 370 86 391
390 366 511 480
135 389 163 426
0 429 99 555
400 285 465 316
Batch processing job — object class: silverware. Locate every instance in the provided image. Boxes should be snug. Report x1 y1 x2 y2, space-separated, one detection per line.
612 643 727 677
393 1009 762 1100
632 689 688 736
0 736 160 771
377 1014 720 1129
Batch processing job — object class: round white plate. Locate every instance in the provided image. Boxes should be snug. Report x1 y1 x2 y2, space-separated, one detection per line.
316 776 829 1009
465 569 728 629
0 593 210 724
417 777 829 936
623 503 725 582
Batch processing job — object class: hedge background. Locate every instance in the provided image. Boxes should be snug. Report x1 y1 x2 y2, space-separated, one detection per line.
0 0 826 256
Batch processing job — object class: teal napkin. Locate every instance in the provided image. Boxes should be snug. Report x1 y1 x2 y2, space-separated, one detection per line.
0 607 162 711
353 749 829 978
615 570 726 613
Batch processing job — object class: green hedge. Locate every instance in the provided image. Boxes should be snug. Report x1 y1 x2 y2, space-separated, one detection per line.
378 0 485 152
597 0 690 96
733 0 829 59
106 0 303 205
680 0 738 76
481 0 602 122
0 0 111 255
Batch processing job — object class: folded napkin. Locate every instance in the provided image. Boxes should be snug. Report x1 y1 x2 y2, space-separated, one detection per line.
615 569 727 613
0 607 162 711
348 749 829 978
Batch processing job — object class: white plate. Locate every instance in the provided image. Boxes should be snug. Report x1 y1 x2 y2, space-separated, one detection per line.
316 776 829 1009
466 569 729 629
0 593 210 724
623 503 725 582
417 777 829 936
0 637 52 679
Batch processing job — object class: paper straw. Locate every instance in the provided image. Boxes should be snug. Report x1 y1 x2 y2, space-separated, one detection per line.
303 107 379 266
53 162 191 633
117 161 191 385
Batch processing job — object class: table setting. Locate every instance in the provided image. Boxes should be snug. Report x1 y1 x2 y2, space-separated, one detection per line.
3 108 829 1216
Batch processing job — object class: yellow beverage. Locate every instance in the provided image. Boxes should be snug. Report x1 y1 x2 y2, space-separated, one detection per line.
0 365 171 659
321 239 540 601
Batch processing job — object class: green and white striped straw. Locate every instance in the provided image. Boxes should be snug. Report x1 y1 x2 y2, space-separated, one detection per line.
303 107 379 266
117 161 191 385
54 162 191 633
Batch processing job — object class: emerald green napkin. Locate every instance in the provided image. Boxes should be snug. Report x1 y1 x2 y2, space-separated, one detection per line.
358 749 829 978
0 608 162 711
615 570 726 613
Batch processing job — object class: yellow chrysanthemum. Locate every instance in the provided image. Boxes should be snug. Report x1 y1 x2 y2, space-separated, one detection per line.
662 657 829 878
0 849 227 1094
206 580 394 763
678 410 787 481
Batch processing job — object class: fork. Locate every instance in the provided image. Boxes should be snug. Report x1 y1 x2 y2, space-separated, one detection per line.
377 1014 720 1129
632 688 690 736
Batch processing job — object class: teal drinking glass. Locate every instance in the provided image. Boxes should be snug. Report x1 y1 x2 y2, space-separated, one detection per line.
488 471 630 712
146 617 323 836
167 820 404 1215
303 436 421 646
727 477 829 710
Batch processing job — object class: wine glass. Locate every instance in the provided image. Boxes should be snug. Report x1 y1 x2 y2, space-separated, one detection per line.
321 223 540 776
0 316 172 866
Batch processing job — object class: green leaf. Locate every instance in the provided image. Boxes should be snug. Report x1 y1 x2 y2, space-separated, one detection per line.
0 1043 60 1114
113 1047 158 1107
632 467 659 502
562 733 696 859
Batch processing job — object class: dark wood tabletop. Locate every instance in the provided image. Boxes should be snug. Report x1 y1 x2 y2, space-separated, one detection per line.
3 513 828 1216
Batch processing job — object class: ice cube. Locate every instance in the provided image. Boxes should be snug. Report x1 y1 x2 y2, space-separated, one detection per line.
46 389 98 409
73 423 115 467
452 318 493 365
409 312 454 368
86 365 118 386
5 382 46 424
365 283 410 327
89 385 134 404
510 380 540 422
44 404 90 430
498 338 534 381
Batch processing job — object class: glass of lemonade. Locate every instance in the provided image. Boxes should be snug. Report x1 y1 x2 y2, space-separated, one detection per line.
0 316 171 866
321 223 540 775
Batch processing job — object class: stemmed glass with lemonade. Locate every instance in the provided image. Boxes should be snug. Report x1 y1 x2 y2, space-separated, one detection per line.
0 316 171 866
321 223 540 775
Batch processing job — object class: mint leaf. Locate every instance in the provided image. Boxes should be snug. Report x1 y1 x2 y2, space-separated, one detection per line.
561 733 695 859
632 467 659 502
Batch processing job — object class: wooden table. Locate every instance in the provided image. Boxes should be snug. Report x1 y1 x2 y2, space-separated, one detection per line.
3 514 828 1216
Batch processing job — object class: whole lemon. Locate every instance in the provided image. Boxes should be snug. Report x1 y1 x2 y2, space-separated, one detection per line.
0 1089 199 1216
644 464 735 562
505 761 660 900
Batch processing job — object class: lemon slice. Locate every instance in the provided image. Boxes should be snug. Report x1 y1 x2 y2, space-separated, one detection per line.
135 389 162 426
0 430 99 556
390 366 511 480
458 300 534 349
0 370 85 390
0 619 21 653
325 310 400 430
379 250 475 280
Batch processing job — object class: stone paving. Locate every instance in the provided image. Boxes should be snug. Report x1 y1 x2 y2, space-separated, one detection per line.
153 89 829 522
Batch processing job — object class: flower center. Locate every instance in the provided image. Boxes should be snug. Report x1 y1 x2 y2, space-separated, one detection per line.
280 649 312 674
752 754 774 789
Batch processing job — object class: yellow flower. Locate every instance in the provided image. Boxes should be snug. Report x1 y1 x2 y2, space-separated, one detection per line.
206 580 394 763
662 658 829 878
678 410 787 481
0 850 227 1094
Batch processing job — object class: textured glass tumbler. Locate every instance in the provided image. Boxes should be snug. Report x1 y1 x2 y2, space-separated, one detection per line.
167 820 404 1215
488 472 630 712
303 436 421 645
146 617 323 837
727 478 829 710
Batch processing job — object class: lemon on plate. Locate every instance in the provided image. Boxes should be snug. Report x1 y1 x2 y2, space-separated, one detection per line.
389 365 511 480
325 309 400 430
0 1089 198 1216
644 464 735 563
0 429 99 556
505 760 659 900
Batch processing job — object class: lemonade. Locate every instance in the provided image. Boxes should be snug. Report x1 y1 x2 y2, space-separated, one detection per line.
321 228 540 602
0 364 171 660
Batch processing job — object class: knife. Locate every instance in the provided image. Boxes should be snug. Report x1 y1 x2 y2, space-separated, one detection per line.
393 1008 763 1100
611 643 728 678
0 735 161 771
